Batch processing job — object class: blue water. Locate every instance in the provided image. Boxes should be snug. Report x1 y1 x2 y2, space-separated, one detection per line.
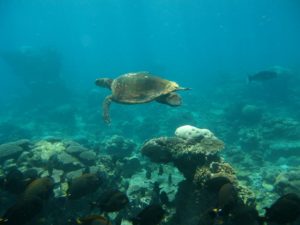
1 0 300 93
1 1 300 224
0 0 299 140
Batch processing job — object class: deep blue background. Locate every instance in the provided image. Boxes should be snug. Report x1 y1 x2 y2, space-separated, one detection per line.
0 0 299 102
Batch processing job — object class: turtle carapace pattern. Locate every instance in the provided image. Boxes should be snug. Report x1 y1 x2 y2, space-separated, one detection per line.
95 72 190 123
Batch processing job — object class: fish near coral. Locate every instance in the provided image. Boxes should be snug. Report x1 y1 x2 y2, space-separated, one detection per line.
131 204 166 225
217 183 238 214
159 191 170 206
263 193 300 224
206 176 232 193
209 183 238 224
73 215 111 225
0 195 43 225
23 177 54 200
0 168 29 195
229 205 263 225
90 190 129 213
67 173 102 200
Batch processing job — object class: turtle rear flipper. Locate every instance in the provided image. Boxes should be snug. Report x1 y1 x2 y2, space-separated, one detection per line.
102 95 113 124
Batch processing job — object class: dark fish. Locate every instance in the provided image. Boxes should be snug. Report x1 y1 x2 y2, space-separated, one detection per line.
167 174 172 186
75 215 111 225
248 70 278 83
0 195 43 225
217 183 237 213
91 190 129 212
158 165 164 176
159 191 170 206
23 177 54 200
67 173 102 199
153 182 161 194
209 183 238 224
230 205 263 225
0 169 28 195
264 193 300 224
145 168 152 180
131 204 165 225
150 182 161 204
206 176 232 192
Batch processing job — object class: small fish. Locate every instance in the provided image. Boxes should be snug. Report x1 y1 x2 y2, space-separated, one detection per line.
150 182 161 204
0 195 43 225
131 204 165 225
75 215 111 225
158 165 164 176
67 173 102 200
248 70 278 83
91 190 129 213
264 193 300 224
152 182 161 196
159 191 170 206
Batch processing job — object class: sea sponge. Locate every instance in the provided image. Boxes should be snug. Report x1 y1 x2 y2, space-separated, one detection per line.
175 125 215 141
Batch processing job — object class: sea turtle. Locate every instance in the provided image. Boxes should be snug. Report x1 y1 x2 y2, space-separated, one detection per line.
95 72 190 123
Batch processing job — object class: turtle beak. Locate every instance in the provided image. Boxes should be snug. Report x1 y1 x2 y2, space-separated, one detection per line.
95 78 112 89
95 78 105 86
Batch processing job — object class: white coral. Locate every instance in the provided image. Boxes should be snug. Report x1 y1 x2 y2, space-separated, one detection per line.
175 125 214 140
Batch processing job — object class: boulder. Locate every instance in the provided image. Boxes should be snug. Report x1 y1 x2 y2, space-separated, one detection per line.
78 151 97 165
0 142 24 161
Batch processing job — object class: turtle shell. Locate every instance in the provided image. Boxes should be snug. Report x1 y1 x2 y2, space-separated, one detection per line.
111 72 180 104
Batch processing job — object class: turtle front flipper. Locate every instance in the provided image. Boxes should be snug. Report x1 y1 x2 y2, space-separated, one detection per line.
102 95 113 124
156 92 182 106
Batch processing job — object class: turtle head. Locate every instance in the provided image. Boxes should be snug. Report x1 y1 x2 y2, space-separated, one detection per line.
95 78 113 90
156 92 182 107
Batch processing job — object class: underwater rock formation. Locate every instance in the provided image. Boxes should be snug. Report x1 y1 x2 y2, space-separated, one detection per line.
275 169 300 195
0 139 103 189
141 125 256 225
0 139 30 162
100 135 136 158
0 138 126 224
141 125 224 180
240 104 263 124
262 117 300 140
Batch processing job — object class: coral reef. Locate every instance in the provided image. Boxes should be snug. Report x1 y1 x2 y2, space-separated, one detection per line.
175 125 214 140
141 125 256 225
275 169 300 195
262 117 300 140
100 135 136 158
240 104 263 124
0 139 30 162
141 126 224 180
